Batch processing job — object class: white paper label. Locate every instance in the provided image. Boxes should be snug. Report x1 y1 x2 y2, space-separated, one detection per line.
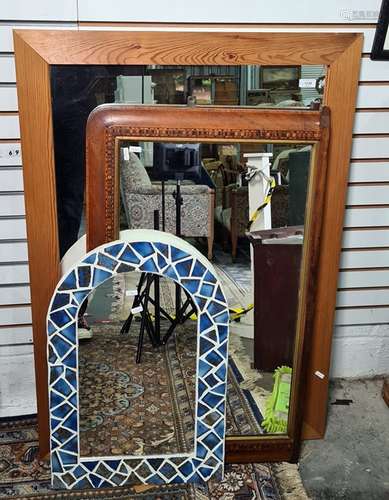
129 146 142 153
126 289 138 297
131 305 143 314
299 78 316 89
315 370 325 380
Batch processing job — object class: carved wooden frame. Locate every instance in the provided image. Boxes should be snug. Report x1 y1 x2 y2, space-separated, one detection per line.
86 104 329 463
13 29 362 459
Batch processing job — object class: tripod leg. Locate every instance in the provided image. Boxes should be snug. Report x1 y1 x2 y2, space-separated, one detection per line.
120 272 146 335
135 275 153 363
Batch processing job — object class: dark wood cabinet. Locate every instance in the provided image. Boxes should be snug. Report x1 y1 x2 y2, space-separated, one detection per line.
249 227 304 372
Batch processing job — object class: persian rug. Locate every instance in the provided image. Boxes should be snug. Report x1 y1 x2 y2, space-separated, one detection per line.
0 416 310 499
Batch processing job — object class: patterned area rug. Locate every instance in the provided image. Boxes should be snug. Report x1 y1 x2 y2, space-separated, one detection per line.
0 417 284 499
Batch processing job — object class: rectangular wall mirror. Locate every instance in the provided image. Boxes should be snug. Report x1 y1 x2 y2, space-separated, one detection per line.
14 29 362 460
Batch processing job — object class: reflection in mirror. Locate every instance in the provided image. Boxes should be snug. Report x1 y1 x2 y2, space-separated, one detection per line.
78 271 196 457
51 63 325 258
116 140 312 437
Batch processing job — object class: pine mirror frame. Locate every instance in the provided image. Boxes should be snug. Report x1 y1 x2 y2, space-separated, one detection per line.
13 29 363 460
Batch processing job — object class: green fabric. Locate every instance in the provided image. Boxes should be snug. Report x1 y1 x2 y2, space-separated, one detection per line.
262 366 292 434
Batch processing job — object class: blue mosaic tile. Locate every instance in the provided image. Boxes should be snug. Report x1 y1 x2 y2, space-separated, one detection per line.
97 253 117 271
131 241 154 257
92 268 112 287
48 235 229 490
199 283 215 298
105 243 125 259
50 310 72 329
170 246 189 262
118 246 140 264
59 270 77 291
77 266 91 288
214 310 229 325
175 259 193 277
52 293 71 311
51 335 72 358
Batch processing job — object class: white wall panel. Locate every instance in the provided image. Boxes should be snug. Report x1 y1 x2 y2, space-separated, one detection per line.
0 344 36 417
349 162 389 183
0 143 22 166
0 24 77 52
77 0 381 23
352 137 389 159
340 249 389 269
346 185 389 206
0 115 20 139
343 229 389 248
335 307 389 325
0 305 31 325
0 168 23 190
0 56 16 83
360 58 389 82
356 85 389 108
0 194 25 216
337 289 389 307
0 241 28 263
354 111 389 134
2 1 77 22
0 264 29 284
0 87 18 111
0 285 30 305
0 325 32 345
344 208 389 228
338 270 389 288
0 218 26 239
331 328 389 377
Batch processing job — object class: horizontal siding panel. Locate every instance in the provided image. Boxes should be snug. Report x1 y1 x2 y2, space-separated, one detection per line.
356 85 389 109
0 344 35 417
0 144 22 166
342 229 389 248
77 0 380 23
354 111 389 134
0 241 28 262
0 56 16 83
346 185 389 206
2 1 77 22
338 269 389 288
340 249 389 269
0 264 29 285
0 325 32 345
360 57 389 82
344 207 389 227
0 194 25 216
349 162 389 183
0 87 18 111
0 285 30 305
0 115 20 139
336 289 389 307
335 307 389 325
0 306 31 325
0 24 77 52
0 218 26 240
352 137 389 159
0 169 23 190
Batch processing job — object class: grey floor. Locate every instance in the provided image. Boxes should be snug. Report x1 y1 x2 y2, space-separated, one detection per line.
299 378 389 500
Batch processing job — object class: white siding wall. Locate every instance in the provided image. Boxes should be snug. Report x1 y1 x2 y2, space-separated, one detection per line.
0 0 388 416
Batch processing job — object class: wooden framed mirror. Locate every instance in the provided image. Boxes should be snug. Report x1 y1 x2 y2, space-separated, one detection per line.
13 29 362 460
83 104 329 462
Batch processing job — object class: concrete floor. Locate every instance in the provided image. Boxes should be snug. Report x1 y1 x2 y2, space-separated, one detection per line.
299 379 389 500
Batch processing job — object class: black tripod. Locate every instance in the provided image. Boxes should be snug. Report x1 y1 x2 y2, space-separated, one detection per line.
120 177 196 362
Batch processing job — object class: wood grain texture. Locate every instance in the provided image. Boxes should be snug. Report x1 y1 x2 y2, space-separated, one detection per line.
303 34 363 439
13 31 59 458
13 28 362 457
14 30 356 65
85 105 322 250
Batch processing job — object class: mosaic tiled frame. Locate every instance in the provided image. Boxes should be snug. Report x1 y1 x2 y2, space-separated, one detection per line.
47 230 229 489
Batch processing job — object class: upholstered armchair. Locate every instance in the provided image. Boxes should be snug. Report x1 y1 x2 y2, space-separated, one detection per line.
120 151 215 259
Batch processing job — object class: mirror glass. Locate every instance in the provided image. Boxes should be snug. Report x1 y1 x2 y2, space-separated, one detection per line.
78 270 197 457
115 140 311 437
52 64 319 445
